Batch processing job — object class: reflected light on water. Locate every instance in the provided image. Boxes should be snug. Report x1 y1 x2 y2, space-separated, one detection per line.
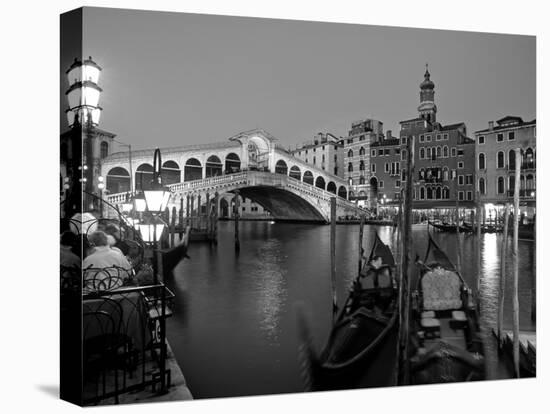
253 240 287 343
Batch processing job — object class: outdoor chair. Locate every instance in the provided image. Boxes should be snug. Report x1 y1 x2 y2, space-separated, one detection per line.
83 310 121 404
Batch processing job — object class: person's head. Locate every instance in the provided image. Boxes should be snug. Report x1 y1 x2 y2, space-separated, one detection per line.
60 231 78 248
104 223 121 240
88 231 109 248
370 256 383 269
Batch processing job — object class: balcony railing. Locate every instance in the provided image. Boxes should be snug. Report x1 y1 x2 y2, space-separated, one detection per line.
507 189 536 198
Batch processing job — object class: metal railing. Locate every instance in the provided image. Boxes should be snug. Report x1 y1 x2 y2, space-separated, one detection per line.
81 283 174 405
507 189 536 198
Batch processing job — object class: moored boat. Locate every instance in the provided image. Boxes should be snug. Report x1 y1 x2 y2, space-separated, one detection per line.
408 236 486 384
298 233 398 391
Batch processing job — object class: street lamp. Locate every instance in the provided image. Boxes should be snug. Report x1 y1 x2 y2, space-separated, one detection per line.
135 148 173 283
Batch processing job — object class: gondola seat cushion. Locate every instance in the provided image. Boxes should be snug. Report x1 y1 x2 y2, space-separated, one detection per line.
421 311 436 319
421 268 462 311
450 310 467 329
452 310 467 321
420 318 440 329
420 317 441 337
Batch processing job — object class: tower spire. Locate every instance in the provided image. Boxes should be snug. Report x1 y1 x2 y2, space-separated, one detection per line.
418 64 436 123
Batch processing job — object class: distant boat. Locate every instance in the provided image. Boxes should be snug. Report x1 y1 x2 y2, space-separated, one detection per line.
428 220 470 233
407 236 486 384
297 233 398 391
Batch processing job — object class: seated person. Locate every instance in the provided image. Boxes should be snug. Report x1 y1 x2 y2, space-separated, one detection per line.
60 231 81 290
104 223 130 256
83 231 133 292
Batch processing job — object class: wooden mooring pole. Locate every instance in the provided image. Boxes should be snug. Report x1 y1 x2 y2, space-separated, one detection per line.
531 213 536 322
358 214 365 277
330 197 337 321
397 135 414 385
213 192 219 245
498 203 510 346
234 191 240 252
170 206 176 247
476 191 482 296
512 148 521 378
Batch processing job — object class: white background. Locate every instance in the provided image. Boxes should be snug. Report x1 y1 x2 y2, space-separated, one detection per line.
1 0 547 412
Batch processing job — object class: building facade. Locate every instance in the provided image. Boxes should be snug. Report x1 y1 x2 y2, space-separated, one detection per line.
290 132 344 178
475 116 536 216
396 66 476 210
343 118 384 207
368 132 401 209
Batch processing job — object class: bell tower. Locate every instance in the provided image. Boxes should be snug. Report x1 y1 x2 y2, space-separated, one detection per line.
417 63 437 124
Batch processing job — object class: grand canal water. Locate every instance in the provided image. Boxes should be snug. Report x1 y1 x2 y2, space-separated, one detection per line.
166 221 535 399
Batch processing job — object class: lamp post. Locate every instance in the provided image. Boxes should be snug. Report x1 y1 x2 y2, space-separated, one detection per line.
97 176 105 217
135 148 172 284
65 57 103 213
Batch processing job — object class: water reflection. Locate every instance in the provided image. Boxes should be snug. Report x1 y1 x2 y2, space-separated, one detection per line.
166 221 535 398
253 239 287 343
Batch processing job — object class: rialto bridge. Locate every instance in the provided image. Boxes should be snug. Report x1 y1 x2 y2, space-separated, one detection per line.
102 129 363 222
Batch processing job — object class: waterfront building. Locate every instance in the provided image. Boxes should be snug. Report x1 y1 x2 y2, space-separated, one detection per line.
397 66 476 211
475 116 536 217
368 130 401 210
343 118 385 207
290 132 344 178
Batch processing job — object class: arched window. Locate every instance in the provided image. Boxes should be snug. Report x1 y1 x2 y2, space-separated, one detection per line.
435 187 442 199
443 167 449 181
443 145 449 157
327 181 337 194
523 148 534 169
497 151 505 169
184 158 202 182
479 178 486 195
359 146 365 156
303 171 314 185
106 166 130 194
420 148 425 159
338 186 347 199
509 175 515 194
359 160 365 171
427 187 433 199
359 176 365 185
520 175 525 190
426 147 432 159
526 174 534 190
419 168 425 180
508 149 516 171
436 146 442 158
100 141 109 158
497 176 505 194
275 160 288 175
348 149 353 158
289 165 301 180
478 153 485 170
206 155 223 177
315 176 326 190
225 153 241 173
348 163 353 172
136 163 154 190
443 186 450 199
420 187 425 200
162 160 181 184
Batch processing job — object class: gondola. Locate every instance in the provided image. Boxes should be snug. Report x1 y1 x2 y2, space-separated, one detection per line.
428 220 470 233
297 233 398 391
408 235 486 384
